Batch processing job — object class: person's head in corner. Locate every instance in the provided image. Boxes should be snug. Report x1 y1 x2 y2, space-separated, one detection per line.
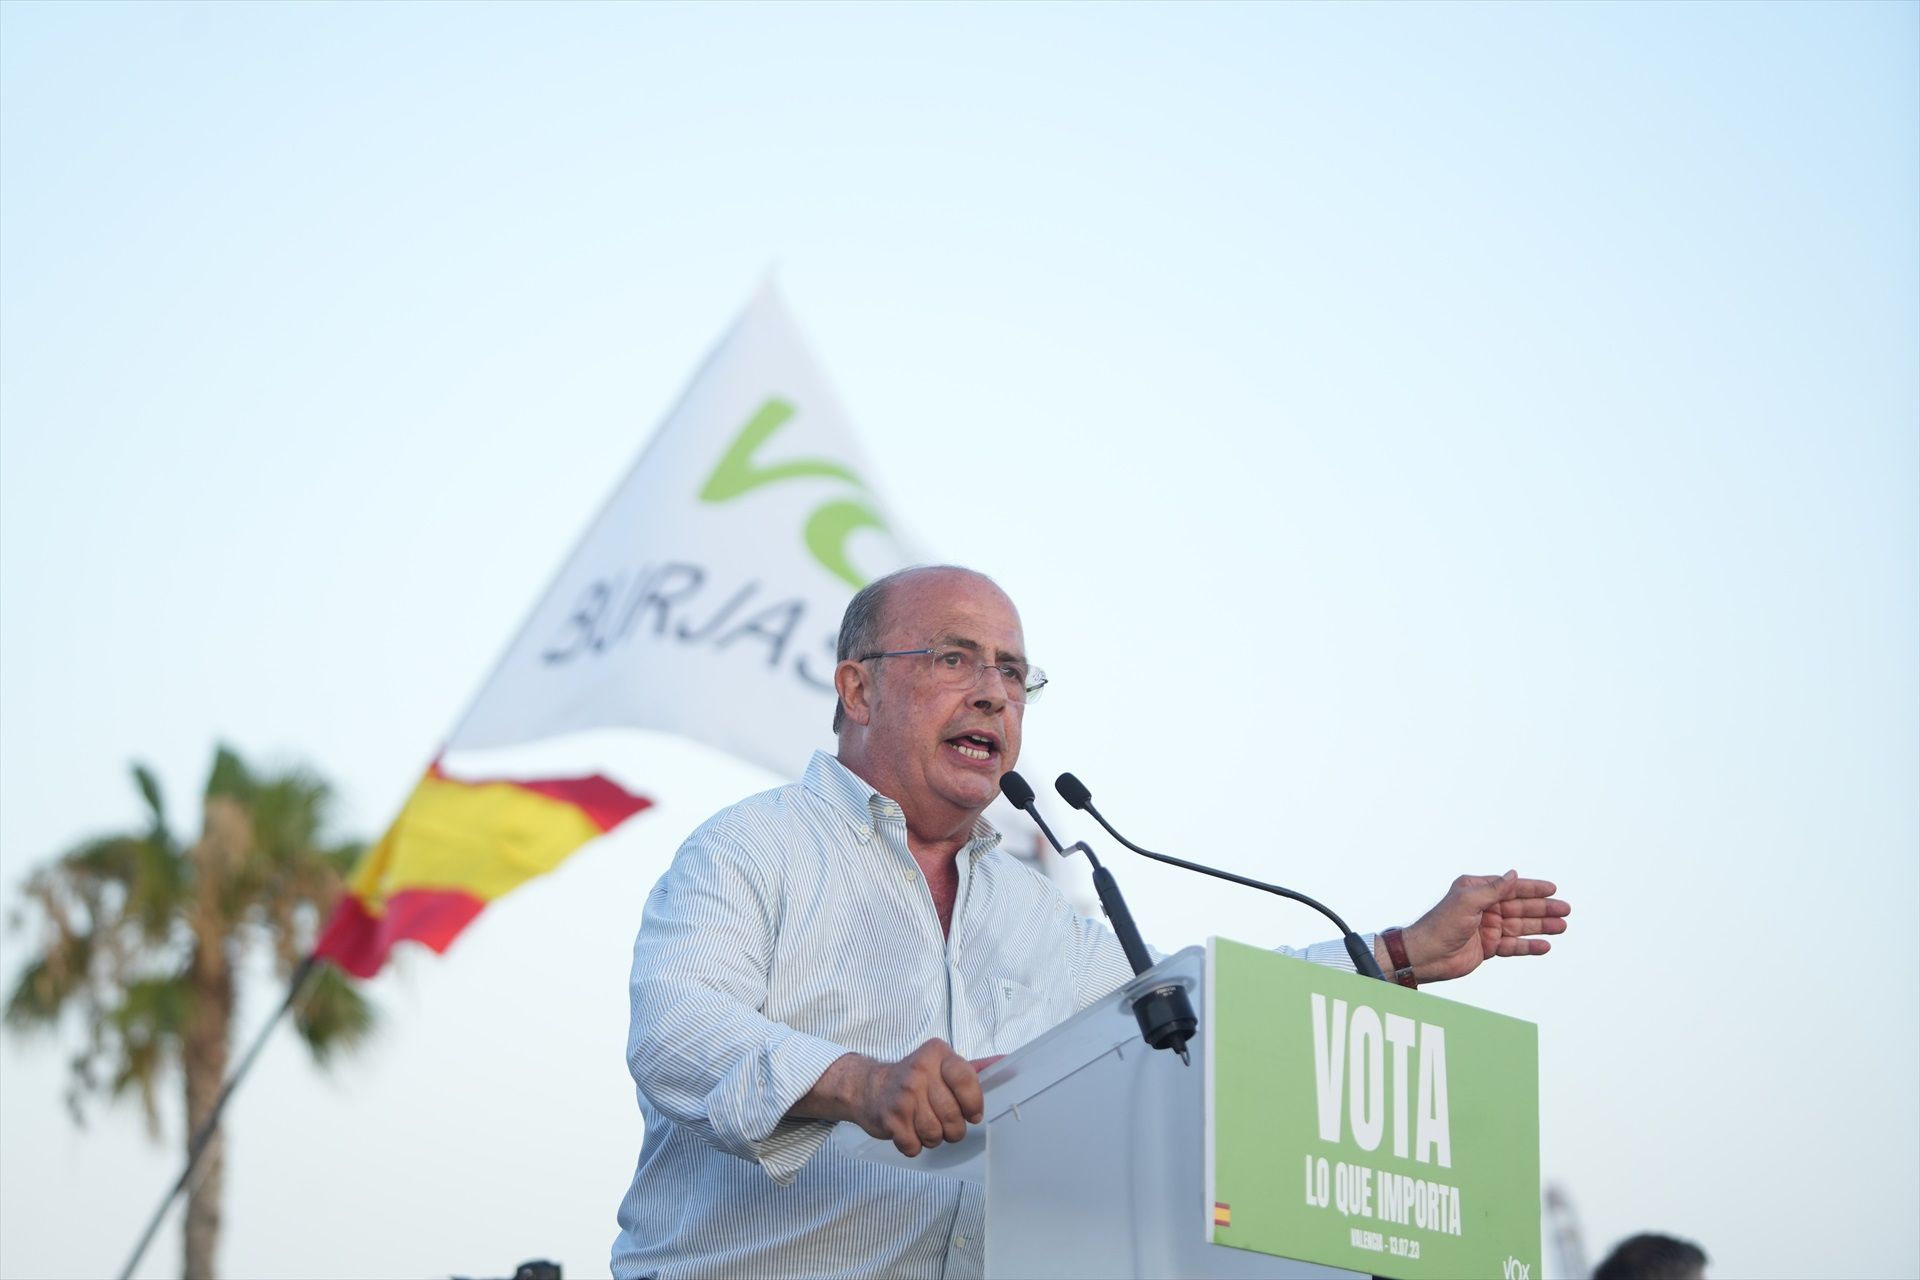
1593 1232 1708 1280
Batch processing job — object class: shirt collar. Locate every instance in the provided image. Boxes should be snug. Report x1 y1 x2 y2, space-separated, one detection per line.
802 750 1003 859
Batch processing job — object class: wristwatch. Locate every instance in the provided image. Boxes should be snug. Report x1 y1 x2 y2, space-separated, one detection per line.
1382 927 1418 989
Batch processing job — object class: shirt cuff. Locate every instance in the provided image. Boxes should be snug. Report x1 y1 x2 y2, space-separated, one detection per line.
707 1027 851 1185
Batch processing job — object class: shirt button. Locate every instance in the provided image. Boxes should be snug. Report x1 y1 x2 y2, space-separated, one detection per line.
954 1236 969 1250
904 868 917 881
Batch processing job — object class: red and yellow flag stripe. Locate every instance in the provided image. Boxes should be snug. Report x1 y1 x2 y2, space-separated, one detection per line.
316 761 651 978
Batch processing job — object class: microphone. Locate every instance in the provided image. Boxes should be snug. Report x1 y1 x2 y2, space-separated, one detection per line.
1053 772 1389 982
999 771 1197 1062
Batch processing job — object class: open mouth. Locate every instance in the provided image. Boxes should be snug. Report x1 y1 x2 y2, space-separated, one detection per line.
945 732 999 762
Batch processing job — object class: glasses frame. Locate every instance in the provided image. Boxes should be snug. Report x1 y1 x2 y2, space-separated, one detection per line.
857 646 1049 702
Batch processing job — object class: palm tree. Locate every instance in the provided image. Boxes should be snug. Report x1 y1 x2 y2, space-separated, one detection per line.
5 744 376 1280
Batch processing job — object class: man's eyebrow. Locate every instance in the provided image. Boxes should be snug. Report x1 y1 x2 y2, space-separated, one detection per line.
935 634 1028 665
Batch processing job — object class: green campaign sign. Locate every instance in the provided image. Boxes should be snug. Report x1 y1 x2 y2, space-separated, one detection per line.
1206 938 1542 1279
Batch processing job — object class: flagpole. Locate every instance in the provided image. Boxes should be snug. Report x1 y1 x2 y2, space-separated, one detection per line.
117 955 322 1280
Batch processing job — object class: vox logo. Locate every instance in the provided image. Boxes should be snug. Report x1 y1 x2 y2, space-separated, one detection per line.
1502 1257 1532 1279
699 397 890 589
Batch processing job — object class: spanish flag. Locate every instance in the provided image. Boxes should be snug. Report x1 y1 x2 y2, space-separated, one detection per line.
314 283 917 977
315 762 653 978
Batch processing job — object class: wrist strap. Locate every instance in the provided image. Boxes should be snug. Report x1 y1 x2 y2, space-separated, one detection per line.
1383 927 1418 989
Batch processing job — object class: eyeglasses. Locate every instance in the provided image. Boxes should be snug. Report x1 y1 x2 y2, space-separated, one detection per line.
858 646 1049 703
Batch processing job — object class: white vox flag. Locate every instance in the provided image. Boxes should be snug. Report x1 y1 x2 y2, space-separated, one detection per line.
449 284 919 773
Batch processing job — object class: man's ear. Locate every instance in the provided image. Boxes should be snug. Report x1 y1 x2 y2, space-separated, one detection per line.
834 659 875 727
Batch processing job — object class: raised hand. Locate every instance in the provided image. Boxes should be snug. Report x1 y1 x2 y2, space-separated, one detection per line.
1401 870 1570 984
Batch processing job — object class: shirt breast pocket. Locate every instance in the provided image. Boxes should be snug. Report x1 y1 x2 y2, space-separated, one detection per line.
991 977 1068 1054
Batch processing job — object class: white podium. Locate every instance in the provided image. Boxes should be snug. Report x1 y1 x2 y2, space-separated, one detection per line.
836 947 1368 1279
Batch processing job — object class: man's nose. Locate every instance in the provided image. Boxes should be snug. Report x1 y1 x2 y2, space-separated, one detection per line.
970 666 1012 710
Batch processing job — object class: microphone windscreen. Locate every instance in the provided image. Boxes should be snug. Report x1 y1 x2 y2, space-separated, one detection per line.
1054 772 1093 810
998 770 1036 810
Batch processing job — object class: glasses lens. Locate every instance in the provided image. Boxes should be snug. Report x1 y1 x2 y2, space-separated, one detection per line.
927 649 974 685
925 649 1042 703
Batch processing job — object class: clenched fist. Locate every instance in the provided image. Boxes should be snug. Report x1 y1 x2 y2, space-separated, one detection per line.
793 1039 999 1157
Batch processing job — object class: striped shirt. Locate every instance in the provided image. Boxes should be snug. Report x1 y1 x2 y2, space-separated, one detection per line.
611 751 1373 1280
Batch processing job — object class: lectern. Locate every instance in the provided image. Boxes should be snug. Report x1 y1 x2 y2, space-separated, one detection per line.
837 940 1542 1280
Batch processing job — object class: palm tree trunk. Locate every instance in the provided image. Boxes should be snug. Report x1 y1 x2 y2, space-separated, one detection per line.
181 794 248 1280
181 939 232 1280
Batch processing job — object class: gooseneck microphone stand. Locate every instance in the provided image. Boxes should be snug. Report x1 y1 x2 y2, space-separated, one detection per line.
1053 771 1389 983
999 771 1198 1063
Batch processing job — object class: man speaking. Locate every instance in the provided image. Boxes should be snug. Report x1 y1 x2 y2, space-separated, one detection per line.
612 565 1569 1279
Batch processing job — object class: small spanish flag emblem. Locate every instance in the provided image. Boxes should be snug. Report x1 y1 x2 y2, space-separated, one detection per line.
1213 1202 1232 1228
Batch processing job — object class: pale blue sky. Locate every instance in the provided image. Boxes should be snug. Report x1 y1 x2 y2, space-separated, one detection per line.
1 3 1915 1277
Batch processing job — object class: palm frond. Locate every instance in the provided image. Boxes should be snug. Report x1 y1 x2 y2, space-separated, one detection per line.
320 838 366 879
129 835 190 941
111 976 190 1044
203 744 253 804
107 976 188 1139
247 770 332 863
132 762 167 836
5 952 87 1030
66 834 145 891
292 962 377 1067
108 1020 174 1139
107 982 189 1143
